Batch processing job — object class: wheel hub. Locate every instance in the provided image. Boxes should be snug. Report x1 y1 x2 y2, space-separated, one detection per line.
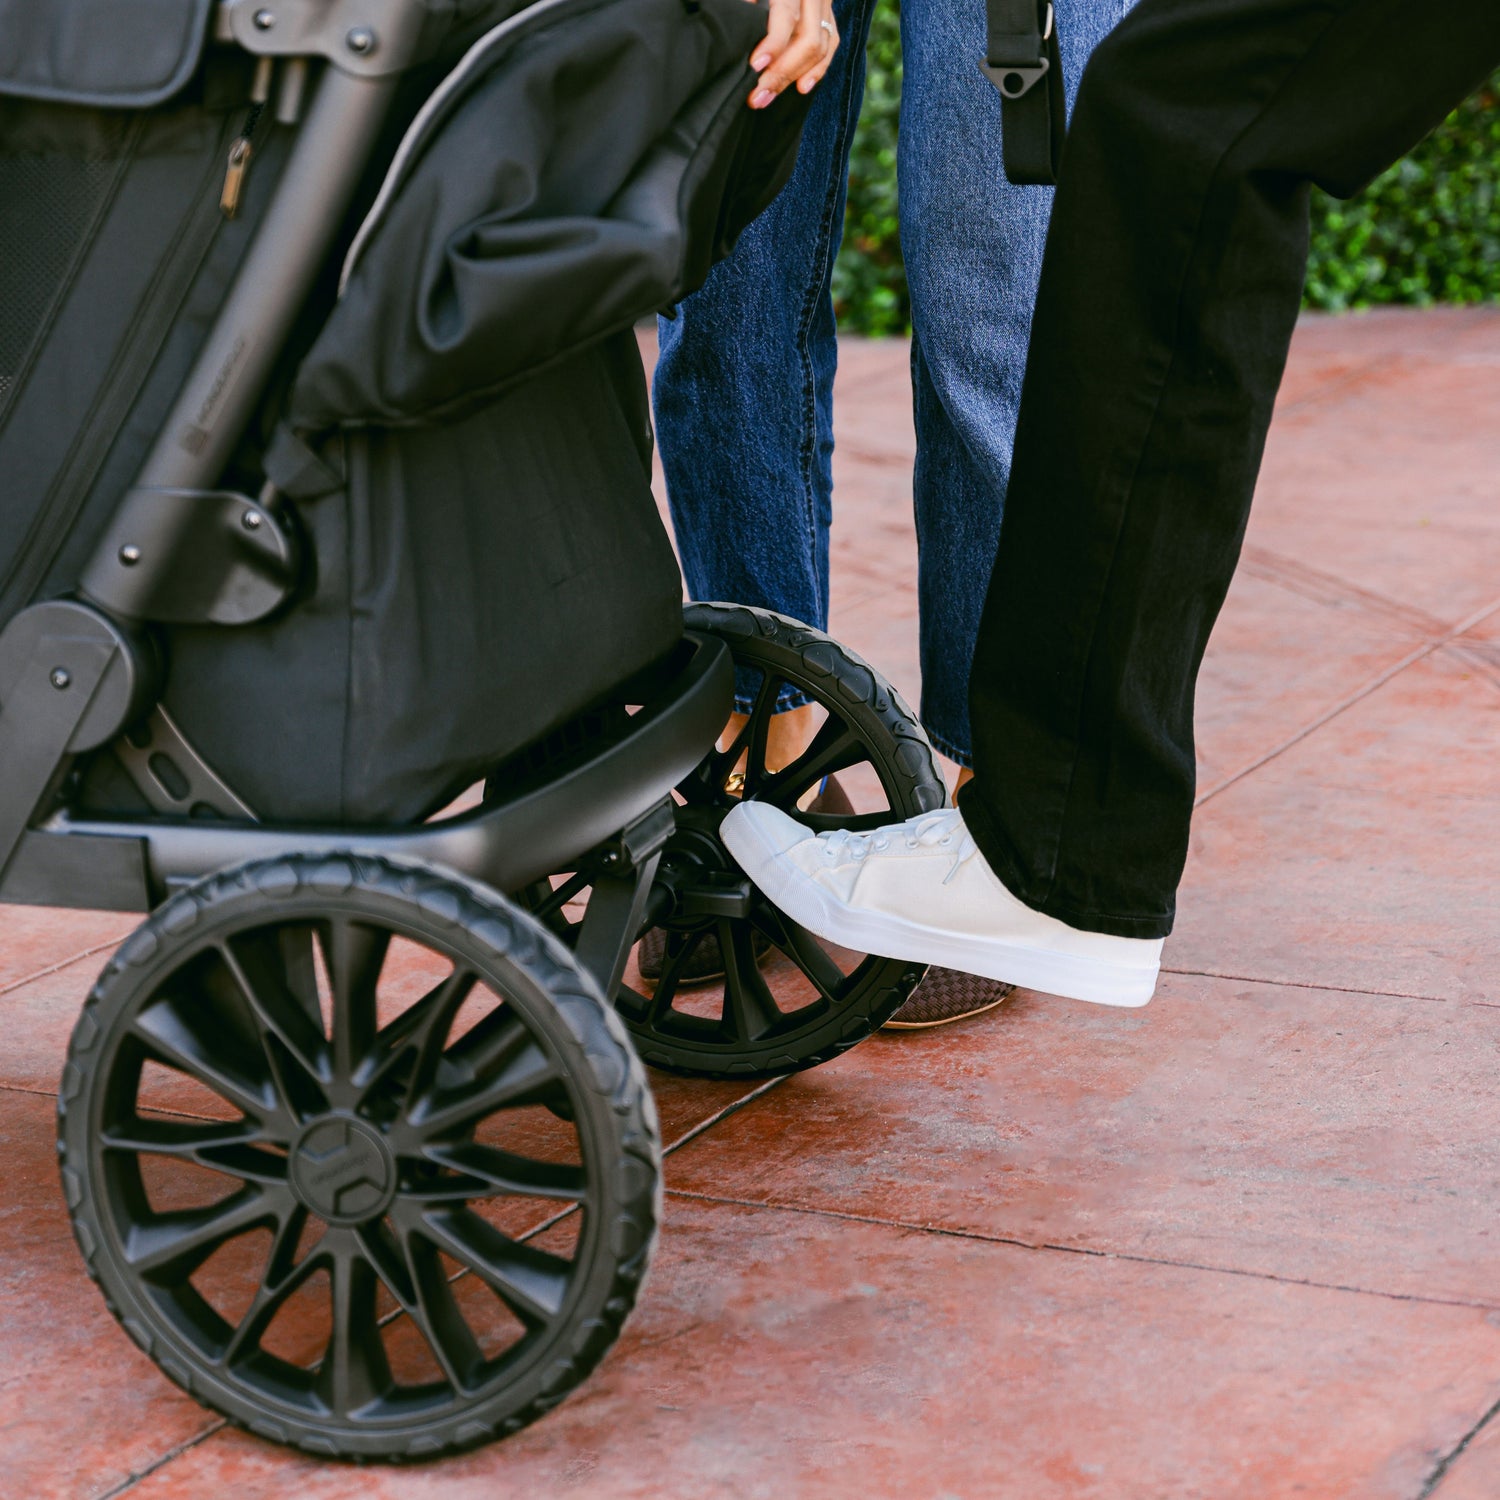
289 1116 396 1225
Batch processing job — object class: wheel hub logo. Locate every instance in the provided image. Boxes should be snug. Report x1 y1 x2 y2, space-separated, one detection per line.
291 1118 394 1223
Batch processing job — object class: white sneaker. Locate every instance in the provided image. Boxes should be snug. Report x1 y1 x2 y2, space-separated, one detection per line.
719 802 1162 1007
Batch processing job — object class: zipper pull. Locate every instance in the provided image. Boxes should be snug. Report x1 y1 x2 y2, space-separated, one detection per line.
220 105 264 220
220 136 253 218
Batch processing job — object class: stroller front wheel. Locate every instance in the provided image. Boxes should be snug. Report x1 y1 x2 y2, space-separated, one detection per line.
57 854 659 1460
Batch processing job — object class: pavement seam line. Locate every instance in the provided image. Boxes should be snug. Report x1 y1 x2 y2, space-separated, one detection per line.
664 1187 1500 1314
1195 593 1500 808
1160 965 1457 1005
0 931 132 1000
660 1074 790 1157
93 1420 227 1500
1416 1389 1500 1498
0 1080 61 1100
1238 545 1449 638
1444 638 1500 695
1273 351 1396 418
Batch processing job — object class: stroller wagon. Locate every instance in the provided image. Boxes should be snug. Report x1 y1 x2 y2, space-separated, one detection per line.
0 0 946 1460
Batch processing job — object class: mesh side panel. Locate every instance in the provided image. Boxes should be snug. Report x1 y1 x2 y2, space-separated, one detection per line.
0 155 119 419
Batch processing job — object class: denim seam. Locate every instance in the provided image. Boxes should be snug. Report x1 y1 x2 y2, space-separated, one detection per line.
1034 5 1349 912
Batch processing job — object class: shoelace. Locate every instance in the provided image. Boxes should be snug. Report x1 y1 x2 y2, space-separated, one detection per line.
821 808 980 885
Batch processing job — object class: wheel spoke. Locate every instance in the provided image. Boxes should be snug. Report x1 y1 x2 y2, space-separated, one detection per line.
398 1226 484 1392
323 918 390 1085
520 872 590 927
401 970 477 1106
441 1003 528 1082
317 1243 391 1416
758 717 867 809
687 671 780 802
131 998 276 1123
125 1184 281 1279
753 905 846 1004
738 673 782 797
413 1028 562 1138
645 928 707 1018
103 1115 260 1156
220 1205 318 1366
418 1207 571 1328
408 1142 587 1204
412 1002 562 1136
718 920 782 1042
219 936 329 1114
103 1116 290 1186
355 1217 416 1312
358 967 475 1112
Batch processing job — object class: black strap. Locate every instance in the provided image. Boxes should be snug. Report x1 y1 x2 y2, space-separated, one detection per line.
981 0 1065 186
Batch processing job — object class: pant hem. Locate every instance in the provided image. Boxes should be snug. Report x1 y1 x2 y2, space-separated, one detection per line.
925 728 973 770
733 687 817 717
956 782 1175 941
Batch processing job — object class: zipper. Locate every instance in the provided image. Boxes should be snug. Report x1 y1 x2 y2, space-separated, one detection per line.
220 103 265 219
0 110 253 619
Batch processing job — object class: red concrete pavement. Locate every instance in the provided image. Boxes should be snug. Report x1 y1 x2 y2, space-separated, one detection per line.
2 309 1498 1498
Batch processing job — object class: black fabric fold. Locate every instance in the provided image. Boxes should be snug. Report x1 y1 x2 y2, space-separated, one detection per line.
281 0 808 436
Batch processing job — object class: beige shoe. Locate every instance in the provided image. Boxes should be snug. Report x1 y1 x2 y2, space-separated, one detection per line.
883 967 1014 1029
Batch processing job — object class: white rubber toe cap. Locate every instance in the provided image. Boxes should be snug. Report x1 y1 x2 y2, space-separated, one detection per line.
720 799 809 865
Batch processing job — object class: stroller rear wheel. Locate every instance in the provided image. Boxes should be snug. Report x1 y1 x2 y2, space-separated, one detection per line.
57 854 659 1461
529 605 948 1079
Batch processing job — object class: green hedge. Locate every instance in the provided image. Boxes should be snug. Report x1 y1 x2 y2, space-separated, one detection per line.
833 17 1500 333
830 4 907 335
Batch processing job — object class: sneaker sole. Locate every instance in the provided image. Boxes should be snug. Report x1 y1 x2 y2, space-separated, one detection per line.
722 815 1158 1009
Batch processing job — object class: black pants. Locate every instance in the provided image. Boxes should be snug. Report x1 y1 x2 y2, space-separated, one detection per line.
957 0 1500 939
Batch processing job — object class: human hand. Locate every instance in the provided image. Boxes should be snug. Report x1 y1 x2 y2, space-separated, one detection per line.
747 0 839 109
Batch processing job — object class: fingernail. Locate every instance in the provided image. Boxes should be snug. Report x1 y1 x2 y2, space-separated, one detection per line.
750 88 774 108
798 77 815 93
752 52 771 70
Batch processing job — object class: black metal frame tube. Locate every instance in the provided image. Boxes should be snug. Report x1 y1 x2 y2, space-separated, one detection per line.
79 65 402 617
5 635 733 911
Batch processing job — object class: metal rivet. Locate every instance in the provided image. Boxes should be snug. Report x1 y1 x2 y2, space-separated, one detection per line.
119 544 141 566
253 8 275 29
601 850 621 866
345 26 376 54
50 668 71 690
241 509 264 531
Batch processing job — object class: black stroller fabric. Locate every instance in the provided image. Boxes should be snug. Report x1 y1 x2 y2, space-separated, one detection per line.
0 0 216 106
3 0 807 825
163 330 681 823
0 62 296 627
279 0 807 436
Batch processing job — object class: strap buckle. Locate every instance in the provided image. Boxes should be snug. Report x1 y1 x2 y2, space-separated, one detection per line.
980 1 1054 100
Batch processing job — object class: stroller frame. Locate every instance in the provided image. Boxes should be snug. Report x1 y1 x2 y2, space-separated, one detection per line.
9 0 951 1458
0 3 728 1005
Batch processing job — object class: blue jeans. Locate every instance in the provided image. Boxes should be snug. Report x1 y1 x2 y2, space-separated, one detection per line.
654 0 1130 764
